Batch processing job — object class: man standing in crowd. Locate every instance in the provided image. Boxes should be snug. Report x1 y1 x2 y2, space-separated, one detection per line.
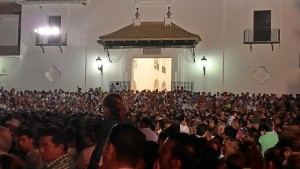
16 128 44 169
259 119 279 155
88 93 130 169
139 117 158 142
39 127 76 169
227 111 237 126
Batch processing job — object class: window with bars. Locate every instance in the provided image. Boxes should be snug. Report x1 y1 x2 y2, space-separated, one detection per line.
162 66 166 73
154 59 159 70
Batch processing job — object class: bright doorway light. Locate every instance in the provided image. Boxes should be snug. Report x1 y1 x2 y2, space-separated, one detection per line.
132 58 172 91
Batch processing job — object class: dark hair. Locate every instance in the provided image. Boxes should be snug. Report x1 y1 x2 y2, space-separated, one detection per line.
64 127 77 144
246 127 260 142
108 124 146 166
225 153 244 169
167 133 202 169
263 147 283 169
225 126 237 139
196 123 208 136
285 153 300 169
16 128 34 139
264 119 274 132
140 117 155 131
102 94 124 118
83 126 96 143
239 140 263 169
158 130 169 143
40 127 67 150
143 141 159 169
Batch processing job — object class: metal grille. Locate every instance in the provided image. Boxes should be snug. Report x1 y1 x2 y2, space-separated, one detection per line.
109 81 131 92
171 81 194 91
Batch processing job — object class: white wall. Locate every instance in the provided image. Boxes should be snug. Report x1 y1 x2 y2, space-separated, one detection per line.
0 0 299 94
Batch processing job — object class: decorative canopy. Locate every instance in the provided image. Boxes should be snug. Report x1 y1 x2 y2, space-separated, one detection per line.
97 22 201 49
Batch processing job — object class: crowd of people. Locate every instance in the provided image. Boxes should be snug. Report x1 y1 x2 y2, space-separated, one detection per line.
0 87 300 169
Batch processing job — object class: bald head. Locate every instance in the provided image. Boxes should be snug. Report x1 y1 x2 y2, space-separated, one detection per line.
0 126 13 153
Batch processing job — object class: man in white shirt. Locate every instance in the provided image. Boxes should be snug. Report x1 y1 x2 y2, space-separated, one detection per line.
139 117 158 142
180 120 190 134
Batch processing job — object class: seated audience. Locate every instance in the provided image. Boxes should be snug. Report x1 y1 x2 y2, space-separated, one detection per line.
0 88 299 169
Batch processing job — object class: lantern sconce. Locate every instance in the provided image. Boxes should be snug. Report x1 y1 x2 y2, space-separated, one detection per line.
96 56 103 75
200 56 207 75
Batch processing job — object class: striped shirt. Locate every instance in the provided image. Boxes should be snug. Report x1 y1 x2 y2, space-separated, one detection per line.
45 153 76 169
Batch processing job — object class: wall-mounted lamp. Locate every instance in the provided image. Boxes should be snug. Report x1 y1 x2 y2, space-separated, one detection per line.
96 56 103 75
200 56 207 75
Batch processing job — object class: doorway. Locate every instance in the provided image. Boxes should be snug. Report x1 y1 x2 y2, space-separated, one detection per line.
132 58 172 91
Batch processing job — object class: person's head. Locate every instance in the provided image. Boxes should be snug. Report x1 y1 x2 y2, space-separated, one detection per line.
225 153 244 169
222 138 240 157
139 117 154 130
196 123 208 137
143 141 159 169
102 124 146 169
5 119 20 133
285 153 300 169
263 147 283 169
208 138 221 153
225 126 238 139
264 119 274 132
158 132 202 169
215 123 226 137
0 126 13 153
102 93 125 120
239 140 263 169
39 127 66 162
16 128 35 152
231 111 237 117
64 127 77 147
82 126 96 146
244 127 260 143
